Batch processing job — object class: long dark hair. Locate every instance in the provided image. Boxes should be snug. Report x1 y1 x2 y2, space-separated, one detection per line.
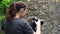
5 1 26 23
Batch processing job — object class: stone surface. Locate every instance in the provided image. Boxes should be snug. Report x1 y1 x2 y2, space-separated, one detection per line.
56 2 60 34
23 0 60 34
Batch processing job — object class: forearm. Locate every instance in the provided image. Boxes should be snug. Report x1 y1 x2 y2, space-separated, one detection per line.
34 25 41 34
34 27 40 34
36 26 40 34
33 19 41 34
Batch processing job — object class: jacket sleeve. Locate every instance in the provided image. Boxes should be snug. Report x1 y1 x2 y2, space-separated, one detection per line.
23 22 34 34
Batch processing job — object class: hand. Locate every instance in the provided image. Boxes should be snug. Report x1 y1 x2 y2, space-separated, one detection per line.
35 19 41 34
35 19 41 27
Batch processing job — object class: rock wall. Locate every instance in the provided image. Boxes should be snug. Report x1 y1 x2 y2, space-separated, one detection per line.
56 2 60 34
24 0 58 34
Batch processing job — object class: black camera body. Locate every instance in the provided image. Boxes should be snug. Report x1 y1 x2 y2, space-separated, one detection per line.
30 18 44 32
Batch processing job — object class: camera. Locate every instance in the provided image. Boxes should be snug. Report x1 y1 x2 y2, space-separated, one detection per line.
30 17 44 32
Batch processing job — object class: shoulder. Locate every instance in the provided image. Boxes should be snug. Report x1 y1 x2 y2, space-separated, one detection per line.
19 18 30 28
21 18 29 25
13 18 29 26
13 18 27 22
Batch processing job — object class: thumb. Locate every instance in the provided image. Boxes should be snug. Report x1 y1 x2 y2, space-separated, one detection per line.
35 19 41 26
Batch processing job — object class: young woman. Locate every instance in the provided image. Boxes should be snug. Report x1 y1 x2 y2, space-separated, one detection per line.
1 1 40 34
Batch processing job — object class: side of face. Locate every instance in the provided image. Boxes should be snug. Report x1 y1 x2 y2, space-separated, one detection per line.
19 8 26 17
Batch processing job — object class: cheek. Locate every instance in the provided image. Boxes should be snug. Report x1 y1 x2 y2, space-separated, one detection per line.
23 11 26 15
24 11 26 14
24 10 26 14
